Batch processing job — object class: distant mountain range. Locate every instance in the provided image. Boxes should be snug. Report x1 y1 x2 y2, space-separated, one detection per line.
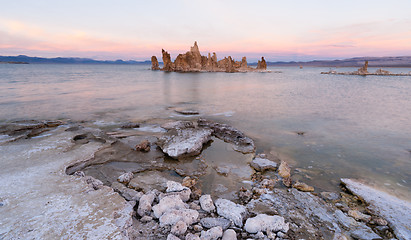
0 55 150 64
1 55 411 67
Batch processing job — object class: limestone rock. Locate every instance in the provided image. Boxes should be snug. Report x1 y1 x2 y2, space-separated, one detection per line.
257 57 267 70
244 214 289 234
185 233 201 240
162 49 174 72
161 121 194 130
158 128 213 159
159 188 192 202
292 181 314 192
159 209 199 226
135 139 150 152
348 209 371 222
84 176 103 190
167 181 188 192
199 195 215 212
215 198 247 227
278 160 291 178
200 226 223 240
222 229 237 240
151 56 160 70
200 217 231 230
171 220 188 236
117 172 134 184
137 192 156 217
152 195 188 218
167 234 181 240
111 182 142 201
250 157 277 172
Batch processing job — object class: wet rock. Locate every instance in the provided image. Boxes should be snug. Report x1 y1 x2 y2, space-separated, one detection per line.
214 184 228 193
282 177 292 188
244 214 288 234
153 195 188 218
151 56 160 70
341 178 411 240
167 233 181 240
200 226 223 240
186 233 201 240
292 181 314 192
200 217 231 230
182 176 197 188
174 109 200 115
111 182 142 201
135 139 150 152
84 176 104 190
171 220 188 236
320 191 340 201
158 128 213 159
197 119 255 154
222 229 237 240
348 209 371 222
137 192 156 217
161 121 195 130
199 195 215 212
215 198 247 227
237 187 253 204
159 209 199 226
117 172 134 184
162 49 174 71
250 157 277 172
215 165 230 176
278 161 291 178
121 122 140 129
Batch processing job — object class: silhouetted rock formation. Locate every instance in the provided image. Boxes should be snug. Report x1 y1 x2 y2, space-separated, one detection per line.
151 42 268 73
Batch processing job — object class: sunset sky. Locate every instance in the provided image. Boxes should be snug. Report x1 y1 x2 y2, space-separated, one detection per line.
1 0 411 62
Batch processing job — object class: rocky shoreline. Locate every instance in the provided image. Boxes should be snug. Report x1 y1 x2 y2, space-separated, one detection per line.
0 119 410 239
321 60 411 76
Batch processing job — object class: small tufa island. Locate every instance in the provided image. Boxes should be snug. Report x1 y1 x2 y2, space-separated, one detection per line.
151 41 268 73
321 60 411 76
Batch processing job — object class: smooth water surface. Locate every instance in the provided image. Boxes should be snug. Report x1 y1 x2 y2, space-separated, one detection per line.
1 64 410 198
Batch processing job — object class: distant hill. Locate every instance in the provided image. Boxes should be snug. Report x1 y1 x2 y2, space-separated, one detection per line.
265 56 411 67
0 55 151 64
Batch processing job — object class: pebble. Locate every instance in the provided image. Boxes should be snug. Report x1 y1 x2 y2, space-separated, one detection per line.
222 229 237 240
171 221 187 236
199 195 215 212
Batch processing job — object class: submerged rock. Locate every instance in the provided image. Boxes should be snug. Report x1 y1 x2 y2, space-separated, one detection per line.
151 56 160 70
244 214 288 234
250 157 277 172
161 121 194 130
215 198 247 227
111 182 142 201
341 178 411 240
158 128 213 159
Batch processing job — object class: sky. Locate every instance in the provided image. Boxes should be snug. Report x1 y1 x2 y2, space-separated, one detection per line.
1 0 411 62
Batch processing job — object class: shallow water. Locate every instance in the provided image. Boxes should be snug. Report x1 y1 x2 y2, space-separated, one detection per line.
1 64 410 198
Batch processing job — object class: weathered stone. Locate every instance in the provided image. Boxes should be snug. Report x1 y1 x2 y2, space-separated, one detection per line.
135 139 150 152
162 49 174 72
278 161 291 178
200 226 223 240
256 57 267 70
342 178 411 240
200 217 231 230
348 209 371 222
193 224 203 232
166 181 188 192
117 172 134 184
185 233 201 240
159 209 199 226
158 128 213 159
292 181 314 192
167 234 181 240
111 182 142 201
171 220 187 236
182 176 197 188
84 176 103 190
161 121 194 130
151 56 160 70
153 195 187 218
222 229 237 240
199 194 215 212
159 188 192 202
140 215 153 223
215 198 247 227
250 157 277 172
137 192 156 217
237 187 253 204
320 191 340 201
260 179 276 190
244 214 289 234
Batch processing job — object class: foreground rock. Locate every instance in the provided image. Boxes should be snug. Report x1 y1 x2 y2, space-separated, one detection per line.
215 198 247 227
151 41 268 73
158 128 213 159
250 157 277 172
244 214 289 234
341 178 411 240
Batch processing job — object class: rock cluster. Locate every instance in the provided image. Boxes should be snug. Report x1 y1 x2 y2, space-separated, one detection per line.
151 41 268 73
321 60 411 76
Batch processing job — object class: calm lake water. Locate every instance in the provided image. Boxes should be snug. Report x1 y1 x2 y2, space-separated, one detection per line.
1 64 410 198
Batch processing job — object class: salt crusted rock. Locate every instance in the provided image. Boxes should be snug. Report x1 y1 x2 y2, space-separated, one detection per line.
137 191 156 217
244 214 289 234
167 234 181 240
250 157 277 172
117 172 133 184
222 229 237 240
215 198 247 227
200 217 231 230
185 233 201 240
171 220 188 236
200 226 223 240
166 181 188 192
159 209 199 226
199 194 215 212
152 195 188 218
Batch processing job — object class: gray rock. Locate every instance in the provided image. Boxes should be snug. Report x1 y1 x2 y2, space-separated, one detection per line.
342 178 411 240
137 192 156 217
320 192 340 201
161 121 194 130
222 229 237 240
117 172 134 184
84 176 103 190
171 220 187 236
250 157 277 172
159 188 192 202
167 234 181 240
158 128 213 159
167 181 189 192
254 231 265 239
111 182 142 201
215 198 247 227
159 209 199 226
200 217 231 230
244 214 288 234
199 195 215 212
140 215 153 223
153 195 188 218
200 226 223 240
215 165 230 176
185 233 201 240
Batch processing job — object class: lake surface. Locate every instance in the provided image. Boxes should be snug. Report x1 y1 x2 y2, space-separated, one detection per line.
1 64 410 198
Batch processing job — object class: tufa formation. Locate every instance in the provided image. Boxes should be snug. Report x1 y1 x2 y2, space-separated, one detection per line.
151 41 267 73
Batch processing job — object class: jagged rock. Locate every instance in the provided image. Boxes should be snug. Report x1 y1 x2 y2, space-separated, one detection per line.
200 217 231 230
171 220 187 236
215 198 247 227
341 178 411 240
137 191 156 217
151 56 160 70
84 176 103 190
200 226 223 240
237 187 253 204
159 188 192 202
199 195 215 212
257 57 267 70
182 176 197 188
260 179 276 190
292 181 314 192
185 233 201 240
278 161 291 178
158 128 213 159
197 119 255 154
135 139 150 152
250 157 277 172
161 121 194 130
159 209 199 226
162 49 174 71
153 195 188 218
111 182 142 201
244 214 289 234
348 210 371 222
167 181 188 192
240 57 248 69
222 229 237 240
117 172 134 184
